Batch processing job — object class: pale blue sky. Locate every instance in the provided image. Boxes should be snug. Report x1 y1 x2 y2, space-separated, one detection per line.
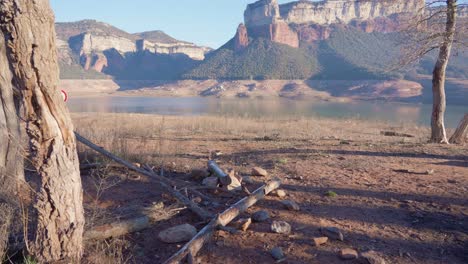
50 0 466 49
50 0 292 48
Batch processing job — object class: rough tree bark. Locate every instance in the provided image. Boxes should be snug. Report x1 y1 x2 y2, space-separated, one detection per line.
0 28 25 261
0 28 24 206
430 0 457 143
0 0 85 262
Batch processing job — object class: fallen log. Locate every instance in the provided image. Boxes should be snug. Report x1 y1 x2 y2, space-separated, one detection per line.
85 216 149 241
207 160 231 186
75 132 213 220
449 114 468 144
84 204 183 241
163 178 281 264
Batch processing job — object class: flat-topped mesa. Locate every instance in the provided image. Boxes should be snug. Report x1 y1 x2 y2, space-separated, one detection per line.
136 40 207 60
242 0 426 47
279 0 425 25
64 29 210 73
69 33 137 55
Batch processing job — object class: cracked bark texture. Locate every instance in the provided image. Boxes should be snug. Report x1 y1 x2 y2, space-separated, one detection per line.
0 0 84 262
0 28 23 205
0 25 24 261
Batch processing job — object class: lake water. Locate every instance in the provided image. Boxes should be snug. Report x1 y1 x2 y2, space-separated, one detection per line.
68 96 467 128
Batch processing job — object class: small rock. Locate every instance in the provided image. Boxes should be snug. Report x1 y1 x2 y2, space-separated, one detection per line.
242 176 254 184
271 221 291 234
312 237 328 246
252 167 268 177
158 224 197 243
234 218 252 232
321 226 344 241
190 169 209 180
339 248 358 260
426 169 434 175
133 163 141 168
281 200 300 211
275 189 287 198
202 177 218 188
360 250 386 264
252 210 270 222
270 247 285 261
225 169 242 191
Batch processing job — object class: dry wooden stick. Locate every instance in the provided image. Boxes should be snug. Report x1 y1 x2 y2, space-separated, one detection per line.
207 160 231 186
75 132 213 220
163 179 281 264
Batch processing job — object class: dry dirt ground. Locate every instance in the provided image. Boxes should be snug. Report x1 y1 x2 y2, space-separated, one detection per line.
73 113 468 264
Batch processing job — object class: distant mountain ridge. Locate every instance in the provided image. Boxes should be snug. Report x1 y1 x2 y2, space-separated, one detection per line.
56 20 212 79
56 20 137 41
55 2 467 83
133 30 190 44
187 0 467 80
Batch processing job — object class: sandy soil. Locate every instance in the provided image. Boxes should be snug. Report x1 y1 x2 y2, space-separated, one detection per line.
73 113 468 264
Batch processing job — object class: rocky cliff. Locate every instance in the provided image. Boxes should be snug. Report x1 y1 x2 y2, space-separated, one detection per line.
279 0 424 25
136 39 210 60
243 0 425 47
56 20 211 76
234 24 249 51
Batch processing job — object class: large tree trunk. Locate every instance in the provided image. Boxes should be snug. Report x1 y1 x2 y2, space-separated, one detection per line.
430 0 457 143
0 25 25 261
0 30 24 206
0 0 85 262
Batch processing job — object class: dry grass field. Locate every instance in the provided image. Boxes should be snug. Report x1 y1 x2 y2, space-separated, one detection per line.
71 113 467 264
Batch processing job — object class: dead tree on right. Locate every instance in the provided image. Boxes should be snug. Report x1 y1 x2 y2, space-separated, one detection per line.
399 0 467 144
449 113 468 144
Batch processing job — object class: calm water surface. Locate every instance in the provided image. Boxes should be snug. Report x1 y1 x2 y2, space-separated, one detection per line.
68 97 467 128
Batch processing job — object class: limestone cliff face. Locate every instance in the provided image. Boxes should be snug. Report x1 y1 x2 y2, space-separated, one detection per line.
244 0 299 47
244 0 281 27
56 20 211 75
136 39 208 60
242 0 425 47
71 33 137 55
279 0 424 25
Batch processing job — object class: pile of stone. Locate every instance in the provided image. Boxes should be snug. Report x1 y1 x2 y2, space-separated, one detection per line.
161 163 385 263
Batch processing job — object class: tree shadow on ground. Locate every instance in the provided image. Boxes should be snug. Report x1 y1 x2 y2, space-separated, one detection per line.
222 147 468 162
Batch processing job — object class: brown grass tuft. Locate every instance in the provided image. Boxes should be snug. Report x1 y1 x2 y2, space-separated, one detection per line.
0 203 13 262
